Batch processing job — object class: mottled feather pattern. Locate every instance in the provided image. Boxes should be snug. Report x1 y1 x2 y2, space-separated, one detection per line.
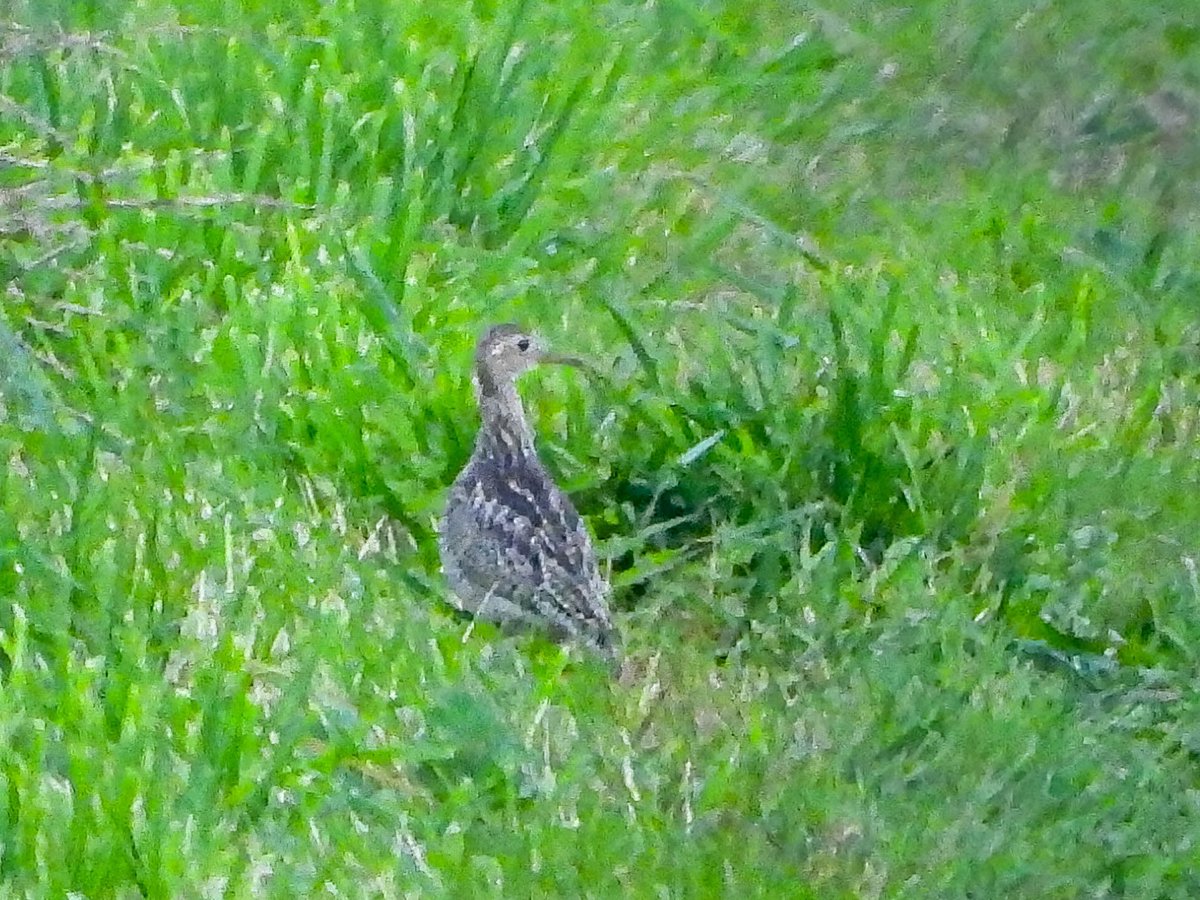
439 452 612 647
438 327 617 660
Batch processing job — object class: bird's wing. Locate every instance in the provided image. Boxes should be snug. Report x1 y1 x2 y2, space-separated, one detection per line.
442 462 612 640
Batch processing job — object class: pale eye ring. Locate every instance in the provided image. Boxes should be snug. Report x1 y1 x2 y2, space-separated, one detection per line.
517 338 531 352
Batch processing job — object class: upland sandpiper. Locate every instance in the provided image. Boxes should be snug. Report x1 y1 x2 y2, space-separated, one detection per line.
438 324 618 659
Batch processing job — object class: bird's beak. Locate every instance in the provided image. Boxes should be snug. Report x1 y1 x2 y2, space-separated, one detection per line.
542 352 604 379
542 352 584 367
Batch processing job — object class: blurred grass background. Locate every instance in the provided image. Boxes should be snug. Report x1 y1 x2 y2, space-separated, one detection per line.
1 0 1199 895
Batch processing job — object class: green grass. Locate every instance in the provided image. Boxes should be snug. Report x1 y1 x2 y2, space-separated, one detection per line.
2 0 1199 895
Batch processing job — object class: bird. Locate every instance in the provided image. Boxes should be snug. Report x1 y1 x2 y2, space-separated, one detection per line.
438 324 619 661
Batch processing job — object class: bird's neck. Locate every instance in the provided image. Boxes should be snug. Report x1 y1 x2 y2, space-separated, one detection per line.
475 373 536 462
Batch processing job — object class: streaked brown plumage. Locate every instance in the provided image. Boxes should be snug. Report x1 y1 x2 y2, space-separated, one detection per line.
438 324 618 659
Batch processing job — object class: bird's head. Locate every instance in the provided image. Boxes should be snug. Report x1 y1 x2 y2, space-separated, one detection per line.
474 323 585 389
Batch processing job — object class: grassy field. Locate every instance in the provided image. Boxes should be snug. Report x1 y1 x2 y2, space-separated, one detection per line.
2 0 1199 895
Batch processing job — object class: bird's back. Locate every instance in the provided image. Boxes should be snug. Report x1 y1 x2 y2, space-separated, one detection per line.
439 446 615 656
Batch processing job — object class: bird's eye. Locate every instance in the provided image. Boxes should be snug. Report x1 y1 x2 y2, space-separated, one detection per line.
516 338 531 352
